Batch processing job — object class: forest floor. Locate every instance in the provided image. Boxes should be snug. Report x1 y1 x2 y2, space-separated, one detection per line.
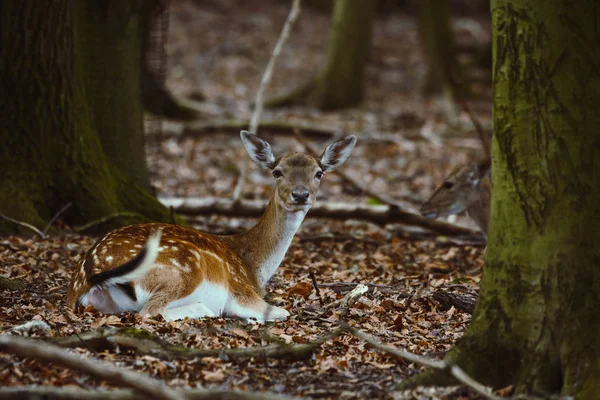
1 1 497 399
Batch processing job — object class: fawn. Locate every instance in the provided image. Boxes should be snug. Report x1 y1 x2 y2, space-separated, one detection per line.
67 131 357 322
419 163 490 237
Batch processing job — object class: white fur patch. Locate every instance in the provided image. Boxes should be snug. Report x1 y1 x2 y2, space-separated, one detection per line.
257 208 306 287
162 303 216 321
166 281 229 316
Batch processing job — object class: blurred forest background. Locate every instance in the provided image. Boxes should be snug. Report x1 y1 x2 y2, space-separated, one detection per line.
4 0 598 399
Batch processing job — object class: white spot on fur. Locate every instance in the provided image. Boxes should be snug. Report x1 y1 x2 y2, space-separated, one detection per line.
106 256 114 263
134 244 142 248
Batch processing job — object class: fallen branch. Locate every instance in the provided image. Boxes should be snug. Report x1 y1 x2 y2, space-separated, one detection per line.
50 325 337 362
0 387 298 400
182 118 336 140
159 196 480 238
346 325 499 400
0 335 182 400
232 0 302 201
432 290 477 314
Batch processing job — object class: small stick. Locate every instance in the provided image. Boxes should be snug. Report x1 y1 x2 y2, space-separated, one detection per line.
43 202 72 235
232 0 302 202
0 214 45 238
309 271 324 306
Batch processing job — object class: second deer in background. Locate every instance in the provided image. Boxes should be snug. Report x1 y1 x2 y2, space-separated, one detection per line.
419 163 491 238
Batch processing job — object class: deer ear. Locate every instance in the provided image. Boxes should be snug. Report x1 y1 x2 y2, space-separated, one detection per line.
467 165 481 186
240 130 276 169
320 135 357 172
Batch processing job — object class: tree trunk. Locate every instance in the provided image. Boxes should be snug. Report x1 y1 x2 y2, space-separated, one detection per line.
267 0 376 110
444 0 600 397
418 0 454 94
309 0 376 110
0 0 175 234
76 0 150 190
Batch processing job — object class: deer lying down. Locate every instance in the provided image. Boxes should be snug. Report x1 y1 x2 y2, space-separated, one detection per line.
67 131 357 322
419 164 490 238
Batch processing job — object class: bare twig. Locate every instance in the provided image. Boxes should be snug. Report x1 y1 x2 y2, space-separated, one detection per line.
293 130 410 208
0 387 299 400
309 271 324 306
232 0 302 201
159 196 480 238
0 214 44 238
43 202 72 235
347 325 500 400
0 335 182 400
455 95 491 161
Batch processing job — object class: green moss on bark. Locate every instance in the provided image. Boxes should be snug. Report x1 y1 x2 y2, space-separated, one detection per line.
437 0 600 397
0 0 177 235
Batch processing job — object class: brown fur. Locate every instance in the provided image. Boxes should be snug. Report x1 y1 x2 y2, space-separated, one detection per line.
419 164 491 236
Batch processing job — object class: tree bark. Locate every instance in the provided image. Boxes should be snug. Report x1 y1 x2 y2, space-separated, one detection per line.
444 1 600 397
418 0 454 94
310 0 376 109
0 0 175 234
266 0 376 110
76 0 150 190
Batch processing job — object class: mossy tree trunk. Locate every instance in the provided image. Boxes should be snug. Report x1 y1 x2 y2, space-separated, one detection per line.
76 0 150 190
418 0 454 94
266 0 376 110
0 0 175 234
442 0 600 397
309 0 376 110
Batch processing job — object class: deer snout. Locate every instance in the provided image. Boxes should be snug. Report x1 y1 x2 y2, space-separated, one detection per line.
291 186 310 204
419 203 438 219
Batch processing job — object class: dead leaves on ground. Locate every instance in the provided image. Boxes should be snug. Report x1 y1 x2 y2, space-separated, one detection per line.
1 231 483 399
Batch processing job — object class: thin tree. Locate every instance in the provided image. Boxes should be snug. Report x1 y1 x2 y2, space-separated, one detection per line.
404 0 600 396
266 0 377 110
0 0 175 234
418 0 455 94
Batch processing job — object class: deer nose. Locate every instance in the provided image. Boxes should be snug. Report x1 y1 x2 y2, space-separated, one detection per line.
291 186 310 203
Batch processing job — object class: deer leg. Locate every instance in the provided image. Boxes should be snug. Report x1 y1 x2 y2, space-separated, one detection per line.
161 302 216 321
226 294 289 323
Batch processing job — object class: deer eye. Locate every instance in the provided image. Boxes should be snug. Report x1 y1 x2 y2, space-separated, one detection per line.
315 171 324 180
442 181 454 189
272 170 283 178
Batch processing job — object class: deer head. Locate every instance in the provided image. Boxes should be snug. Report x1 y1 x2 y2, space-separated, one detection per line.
420 164 485 219
241 130 356 212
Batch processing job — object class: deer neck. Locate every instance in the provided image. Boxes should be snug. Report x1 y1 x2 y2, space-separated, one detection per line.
236 191 307 288
466 177 491 236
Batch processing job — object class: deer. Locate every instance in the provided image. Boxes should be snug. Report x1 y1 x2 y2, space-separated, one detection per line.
419 163 491 238
66 131 357 322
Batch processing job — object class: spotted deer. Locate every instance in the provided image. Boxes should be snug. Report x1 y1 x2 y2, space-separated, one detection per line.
66 131 357 322
419 163 491 237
